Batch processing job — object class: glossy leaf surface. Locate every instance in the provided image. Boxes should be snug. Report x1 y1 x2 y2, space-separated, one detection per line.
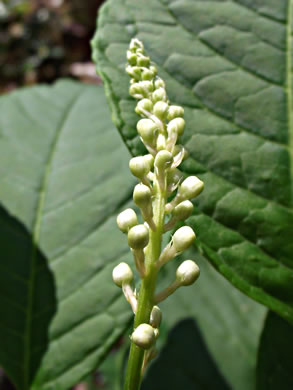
0 80 134 390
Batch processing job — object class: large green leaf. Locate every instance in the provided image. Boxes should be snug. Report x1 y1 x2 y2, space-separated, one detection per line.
92 0 293 323
257 311 293 390
0 80 135 390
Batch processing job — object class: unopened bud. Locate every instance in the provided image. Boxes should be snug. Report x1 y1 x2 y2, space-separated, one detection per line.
136 99 153 116
150 306 162 328
131 323 156 349
137 119 158 144
152 87 167 103
142 68 155 80
133 184 152 208
128 224 149 249
112 262 133 287
154 150 173 172
127 50 137 65
153 101 169 120
167 105 184 120
126 65 141 80
144 154 154 169
172 226 195 252
178 176 204 200
117 208 138 233
171 145 186 168
137 55 150 67
173 200 194 220
130 81 154 97
167 168 184 187
156 133 166 151
149 65 157 76
154 78 165 89
129 156 150 179
167 117 185 137
130 38 144 52
176 260 200 286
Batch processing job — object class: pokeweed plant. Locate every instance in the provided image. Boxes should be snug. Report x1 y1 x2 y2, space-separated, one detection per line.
113 38 204 390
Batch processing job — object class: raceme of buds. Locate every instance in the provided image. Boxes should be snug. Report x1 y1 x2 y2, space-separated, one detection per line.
131 324 156 350
116 208 138 233
113 39 203 366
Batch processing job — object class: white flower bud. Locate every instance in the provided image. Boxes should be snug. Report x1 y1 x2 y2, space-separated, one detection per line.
153 101 169 120
129 84 143 99
149 65 157 76
117 208 138 233
112 262 133 287
152 87 167 103
156 133 166 151
154 78 165 89
131 323 156 349
135 99 153 116
166 169 183 196
178 176 204 200
133 184 152 208
167 168 183 187
167 117 185 137
142 68 155 80
137 119 158 144
167 105 184 120
129 81 154 98
128 224 149 249
173 200 194 220
150 306 162 328
141 81 154 93
144 154 154 169
172 226 195 252
127 50 137 66
154 150 173 172
126 65 141 80
129 156 150 179
171 145 186 168
137 55 150 67
176 260 200 286
130 38 144 52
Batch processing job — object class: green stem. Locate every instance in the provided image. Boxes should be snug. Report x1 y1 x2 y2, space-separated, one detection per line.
123 179 166 390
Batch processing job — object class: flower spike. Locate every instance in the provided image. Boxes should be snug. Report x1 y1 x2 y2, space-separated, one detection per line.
112 38 204 383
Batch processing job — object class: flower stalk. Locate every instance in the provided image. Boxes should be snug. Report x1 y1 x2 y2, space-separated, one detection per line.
112 38 204 390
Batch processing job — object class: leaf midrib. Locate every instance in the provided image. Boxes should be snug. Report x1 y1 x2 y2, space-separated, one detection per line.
23 90 83 389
